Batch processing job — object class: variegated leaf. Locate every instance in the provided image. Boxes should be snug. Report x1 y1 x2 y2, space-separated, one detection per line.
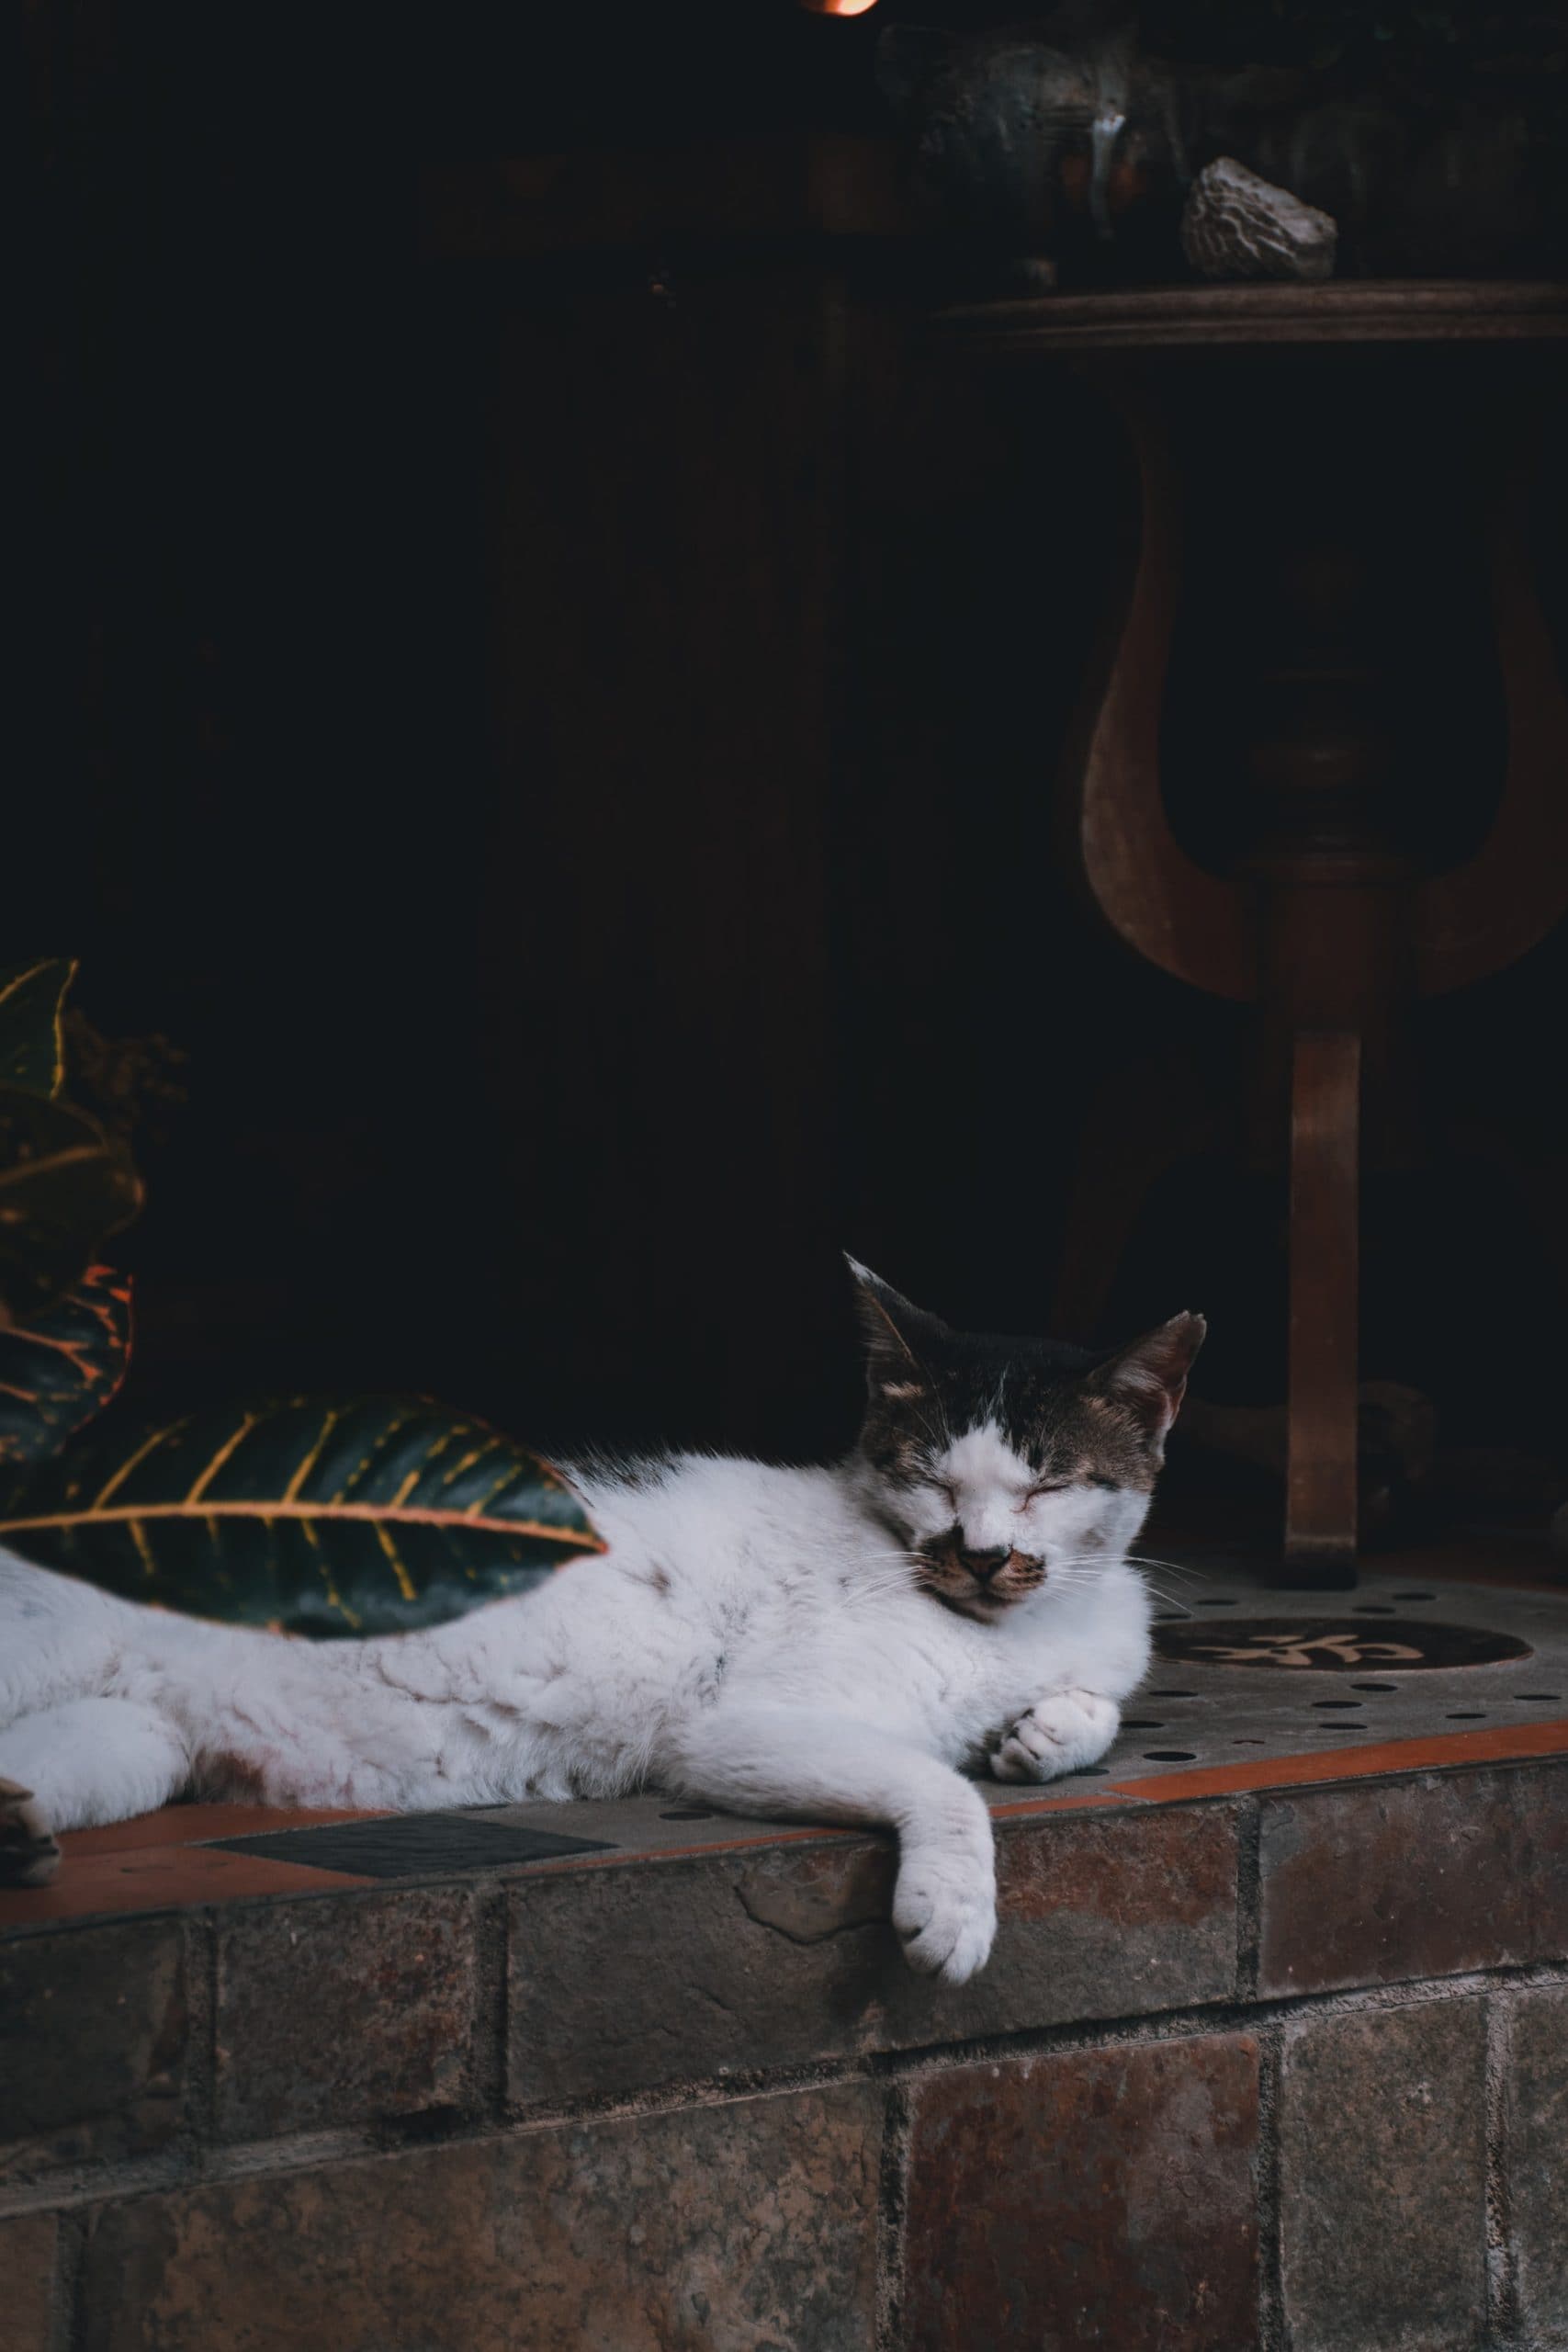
0 1267 132 1473
0 1395 604 1634
0 1089 143 1324
0 960 76 1099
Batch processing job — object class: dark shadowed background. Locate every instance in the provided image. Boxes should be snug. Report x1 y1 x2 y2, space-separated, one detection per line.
17 0 1568 1500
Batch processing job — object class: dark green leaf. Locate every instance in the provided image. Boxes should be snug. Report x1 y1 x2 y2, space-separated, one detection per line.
0 1268 132 1474
0 1090 143 1323
0 960 76 1099
0 1395 604 1634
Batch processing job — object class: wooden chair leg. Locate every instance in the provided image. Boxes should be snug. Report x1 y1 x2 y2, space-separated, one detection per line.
1283 1031 1360 1585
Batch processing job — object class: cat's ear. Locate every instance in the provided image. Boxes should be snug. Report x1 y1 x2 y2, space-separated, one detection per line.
1089 1312 1207 1437
845 1256 945 1401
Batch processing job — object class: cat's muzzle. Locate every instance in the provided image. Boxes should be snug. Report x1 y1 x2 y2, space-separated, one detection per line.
917 1542 1046 1620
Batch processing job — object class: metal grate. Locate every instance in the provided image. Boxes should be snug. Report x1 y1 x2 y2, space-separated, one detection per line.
996 1571 1568 1792
207 1812 614 1879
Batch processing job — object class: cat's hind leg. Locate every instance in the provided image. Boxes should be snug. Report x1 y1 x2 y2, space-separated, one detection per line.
0 1697 190 1881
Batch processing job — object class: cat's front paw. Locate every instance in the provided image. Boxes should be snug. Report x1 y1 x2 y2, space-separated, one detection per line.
989 1688 1120 1783
0 1777 61 1887
893 1850 997 1984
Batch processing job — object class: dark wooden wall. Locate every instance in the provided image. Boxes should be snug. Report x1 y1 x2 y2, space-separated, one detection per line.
17 0 1568 1475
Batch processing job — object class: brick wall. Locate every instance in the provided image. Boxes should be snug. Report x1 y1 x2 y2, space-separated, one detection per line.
3 1761 1564 2351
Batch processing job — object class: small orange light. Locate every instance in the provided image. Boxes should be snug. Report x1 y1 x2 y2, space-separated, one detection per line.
798 0 881 15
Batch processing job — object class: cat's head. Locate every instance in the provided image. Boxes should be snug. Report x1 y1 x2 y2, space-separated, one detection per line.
847 1259 1203 1623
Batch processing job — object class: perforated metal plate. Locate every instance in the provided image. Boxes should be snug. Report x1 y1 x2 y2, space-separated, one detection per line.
1033 1571 1568 1786
207 1812 613 1878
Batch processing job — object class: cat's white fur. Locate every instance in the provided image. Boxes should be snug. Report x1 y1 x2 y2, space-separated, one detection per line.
0 1425 1156 1984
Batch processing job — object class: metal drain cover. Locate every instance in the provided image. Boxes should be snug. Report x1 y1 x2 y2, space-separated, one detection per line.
206 1813 614 1878
1154 1618 1533 1672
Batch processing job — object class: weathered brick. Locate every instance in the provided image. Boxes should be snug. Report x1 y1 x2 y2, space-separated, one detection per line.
0 1920 188 2180
77 2083 880 2352
1258 1761 1566 1996
509 1802 1237 2107
1506 1983 1568 2339
0 2211 60 2352
214 1885 479 2140
1279 1995 1486 2352
905 2031 1259 2352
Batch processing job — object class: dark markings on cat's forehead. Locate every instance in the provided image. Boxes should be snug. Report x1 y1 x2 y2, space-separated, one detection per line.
863 1329 1158 1491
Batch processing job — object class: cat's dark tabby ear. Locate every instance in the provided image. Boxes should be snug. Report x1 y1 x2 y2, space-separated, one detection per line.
845 1257 945 1402
1089 1313 1207 1438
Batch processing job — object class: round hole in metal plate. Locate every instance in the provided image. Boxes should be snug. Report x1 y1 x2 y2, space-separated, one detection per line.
1142 1749 1197 1761
1353 1604 1397 1614
1515 1693 1561 1702
1312 1699 1364 1709
660 1807 716 1822
1446 1712 1484 1720
1392 1590 1435 1600
1233 1736 1266 1745
1351 1681 1398 1692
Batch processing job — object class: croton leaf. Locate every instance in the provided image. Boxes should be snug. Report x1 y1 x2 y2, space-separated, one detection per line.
0 1395 604 1634
0 1267 132 1475
0 1088 143 1324
0 960 77 1099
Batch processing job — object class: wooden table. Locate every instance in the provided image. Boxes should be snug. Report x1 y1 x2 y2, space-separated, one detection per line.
938 282 1568 1585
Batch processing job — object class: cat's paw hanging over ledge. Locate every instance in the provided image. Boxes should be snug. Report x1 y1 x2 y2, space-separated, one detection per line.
892 1841 998 1983
0 1777 61 1887
893 1865 997 1984
989 1688 1120 1783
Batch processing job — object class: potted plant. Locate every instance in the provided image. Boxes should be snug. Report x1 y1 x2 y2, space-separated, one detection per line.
0 960 602 1638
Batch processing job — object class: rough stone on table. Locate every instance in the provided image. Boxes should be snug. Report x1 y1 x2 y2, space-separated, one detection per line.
1180 156 1337 283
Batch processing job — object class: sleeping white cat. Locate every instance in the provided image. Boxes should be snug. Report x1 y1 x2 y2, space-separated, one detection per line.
0 1263 1202 1984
